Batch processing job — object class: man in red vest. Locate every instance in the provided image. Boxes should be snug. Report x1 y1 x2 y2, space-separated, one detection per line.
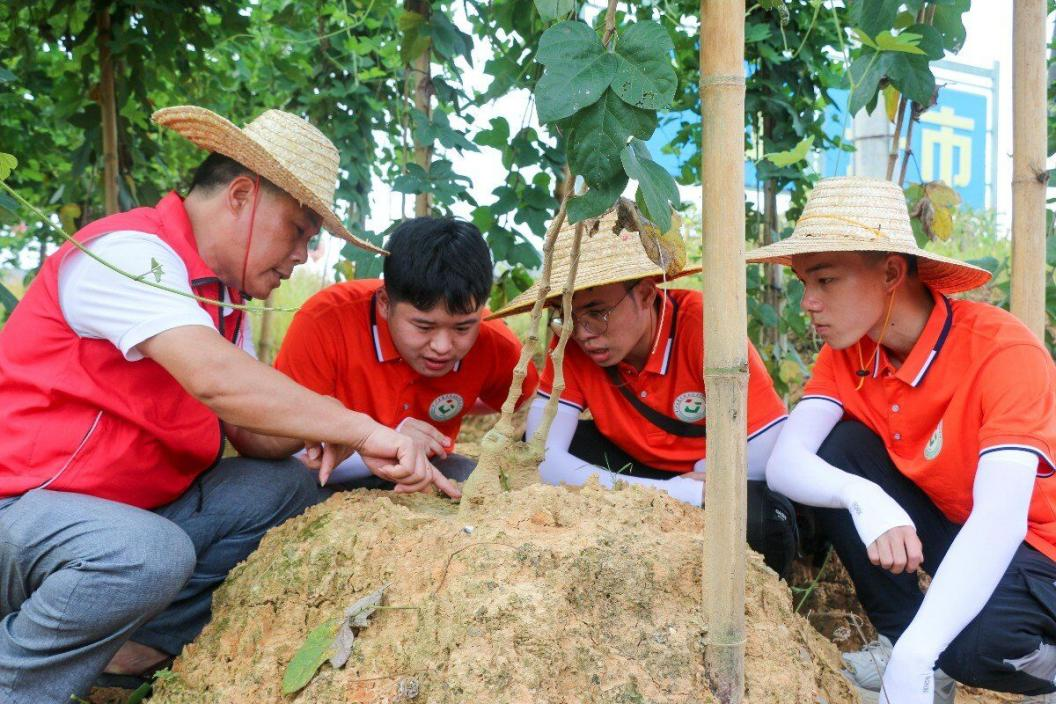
0 106 458 703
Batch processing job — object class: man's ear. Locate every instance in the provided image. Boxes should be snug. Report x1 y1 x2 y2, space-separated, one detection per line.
636 279 658 307
883 254 909 292
225 175 257 218
376 286 390 321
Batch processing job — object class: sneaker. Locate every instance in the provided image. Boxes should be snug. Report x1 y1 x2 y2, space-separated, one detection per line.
841 636 955 704
842 636 894 692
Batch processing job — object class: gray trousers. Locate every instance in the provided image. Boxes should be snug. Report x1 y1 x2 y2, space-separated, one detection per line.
0 457 326 704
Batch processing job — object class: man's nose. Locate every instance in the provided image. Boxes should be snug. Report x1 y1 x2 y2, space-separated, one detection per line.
430 330 453 354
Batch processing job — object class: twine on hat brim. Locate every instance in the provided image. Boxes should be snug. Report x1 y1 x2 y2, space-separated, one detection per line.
153 106 385 255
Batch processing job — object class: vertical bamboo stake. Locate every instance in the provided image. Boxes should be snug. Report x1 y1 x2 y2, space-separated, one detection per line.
700 1 747 702
97 6 120 215
1010 0 1048 339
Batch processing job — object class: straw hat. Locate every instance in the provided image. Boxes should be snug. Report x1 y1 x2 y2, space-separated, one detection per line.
745 176 990 293
489 211 701 319
152 105 385 254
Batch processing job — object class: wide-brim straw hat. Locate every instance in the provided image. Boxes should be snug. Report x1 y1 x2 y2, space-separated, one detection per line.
152 105 385 254
489 212 701 319
745 176 990 294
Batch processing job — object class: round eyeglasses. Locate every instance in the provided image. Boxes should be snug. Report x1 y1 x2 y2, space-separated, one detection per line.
548 285 635 337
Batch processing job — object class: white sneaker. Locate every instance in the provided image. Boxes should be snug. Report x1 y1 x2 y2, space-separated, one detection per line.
841 636 956 704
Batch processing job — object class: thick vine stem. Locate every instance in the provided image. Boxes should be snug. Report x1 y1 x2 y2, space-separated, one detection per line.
457 178 572 510
530 220 584 452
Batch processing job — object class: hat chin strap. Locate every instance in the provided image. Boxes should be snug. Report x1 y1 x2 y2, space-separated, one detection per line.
239 175 261 294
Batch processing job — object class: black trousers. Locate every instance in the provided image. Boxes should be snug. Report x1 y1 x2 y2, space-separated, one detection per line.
816 420 1056 695
569 421 799 578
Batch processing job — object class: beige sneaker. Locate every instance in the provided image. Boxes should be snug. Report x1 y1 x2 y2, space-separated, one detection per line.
841 636 956 704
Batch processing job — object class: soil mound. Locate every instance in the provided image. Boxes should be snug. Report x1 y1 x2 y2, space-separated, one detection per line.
152 481 860 704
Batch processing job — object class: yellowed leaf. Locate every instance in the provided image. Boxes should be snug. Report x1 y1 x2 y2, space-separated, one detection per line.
59 203 81 234
883 85 901 123
778 358 803 386
922 181 960 208
930 206 954 241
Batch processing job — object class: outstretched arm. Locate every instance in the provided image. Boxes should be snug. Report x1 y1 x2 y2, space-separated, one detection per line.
880 449 1036 704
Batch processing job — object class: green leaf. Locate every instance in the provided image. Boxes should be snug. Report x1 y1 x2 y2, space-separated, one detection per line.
873 31 926 55
763 135 815 167
850 28 878 50
886 53 935 106
567 173 628 223
620 139 678 232
905 24 945 61
850 0 901 36
431 11 472 64
847 51 891 116
282 618 340 695
567 89 657 185
0 282 18 318
611 21 677 111
533 0 575 21
931 0 969 53
475 117 511 150
535 21 618 124
392 163 430 194
0 68 16 83
0 153 17 181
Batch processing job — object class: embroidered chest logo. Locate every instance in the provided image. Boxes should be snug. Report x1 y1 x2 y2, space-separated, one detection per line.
673 391 706 423
428 393 464 422
924 420 944 461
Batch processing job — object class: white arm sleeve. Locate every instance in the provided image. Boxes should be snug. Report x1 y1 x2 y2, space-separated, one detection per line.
880 449 1037 704
58 231 214 361
526 398 704 507
766 399 914 546
746 420 784 482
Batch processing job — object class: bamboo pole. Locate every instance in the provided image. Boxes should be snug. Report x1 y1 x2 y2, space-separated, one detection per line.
97 6 120 215
699 0 747 702
1010 0 1048 339
405 0 433 217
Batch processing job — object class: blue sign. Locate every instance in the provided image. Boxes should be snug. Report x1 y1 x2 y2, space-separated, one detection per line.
645 79 992 209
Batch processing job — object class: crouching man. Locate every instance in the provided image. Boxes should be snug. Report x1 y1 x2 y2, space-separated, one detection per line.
492 214 798 577
271 217 538 486
0 106 454 703
751 176 1056 704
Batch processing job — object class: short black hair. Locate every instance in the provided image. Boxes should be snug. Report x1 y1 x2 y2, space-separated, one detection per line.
862 251 919 276
382 217 492 314
189 152 280 195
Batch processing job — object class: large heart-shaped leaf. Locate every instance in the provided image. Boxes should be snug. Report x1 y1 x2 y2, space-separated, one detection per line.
535 21 617 124
567 173 627 223
611 21 676 111
566 89 657 185
621 139 678 232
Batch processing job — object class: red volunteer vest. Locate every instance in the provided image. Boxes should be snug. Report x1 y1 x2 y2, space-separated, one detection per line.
0 192 244 508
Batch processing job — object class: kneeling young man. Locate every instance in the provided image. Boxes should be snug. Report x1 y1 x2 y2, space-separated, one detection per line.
493 215 796 576
274 217 538 485
751 177 1056 704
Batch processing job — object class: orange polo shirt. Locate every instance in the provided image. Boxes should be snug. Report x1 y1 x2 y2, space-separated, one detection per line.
539 288 788 473
275 279 538 443
803 287 1056 561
